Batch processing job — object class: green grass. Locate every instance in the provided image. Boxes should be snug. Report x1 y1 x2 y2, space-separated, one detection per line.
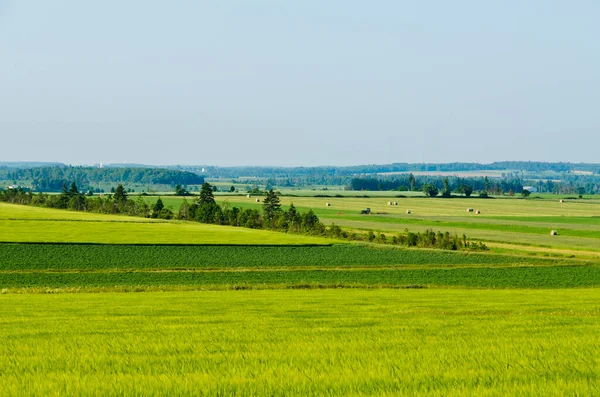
2 198 600 395
1 289 599 395
0 201 158 222
0 219 334 245
484 215 600 225
0 203 332 245
213 195 600 218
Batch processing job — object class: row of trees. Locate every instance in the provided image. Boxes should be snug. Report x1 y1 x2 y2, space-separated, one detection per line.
421 178 477 197
349 175 525 196
524 176 600 195
364 229 488 250
0 182 172 218
174 184 326 234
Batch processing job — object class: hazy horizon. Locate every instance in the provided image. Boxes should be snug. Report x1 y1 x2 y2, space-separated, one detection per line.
3 160 600 170
2 1 599 166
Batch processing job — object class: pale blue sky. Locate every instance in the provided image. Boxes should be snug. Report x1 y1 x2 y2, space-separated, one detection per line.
1 1 598 166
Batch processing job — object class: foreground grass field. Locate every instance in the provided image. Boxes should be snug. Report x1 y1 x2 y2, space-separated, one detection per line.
1 289 599 396
2 197 600 395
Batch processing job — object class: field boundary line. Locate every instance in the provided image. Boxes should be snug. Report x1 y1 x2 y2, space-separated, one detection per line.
0 241 335 247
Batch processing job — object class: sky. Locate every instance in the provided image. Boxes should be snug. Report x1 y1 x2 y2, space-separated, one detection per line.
1 1 599 166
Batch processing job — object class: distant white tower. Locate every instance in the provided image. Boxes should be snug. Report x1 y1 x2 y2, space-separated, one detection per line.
99 161 103 169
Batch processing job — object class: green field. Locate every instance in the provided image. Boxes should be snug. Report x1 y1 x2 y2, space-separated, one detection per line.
137 194 600 256
6 264 600 290
2 243 563 270
1 289 599 396
199 195 600 255
2 199 600 292
2 196 600 395
2 242 599 291
0 203 332 245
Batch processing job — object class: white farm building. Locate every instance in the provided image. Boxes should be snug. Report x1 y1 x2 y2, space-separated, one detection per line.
522 186 538 193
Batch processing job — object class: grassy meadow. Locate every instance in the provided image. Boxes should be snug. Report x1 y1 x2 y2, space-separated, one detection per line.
1 289 599 396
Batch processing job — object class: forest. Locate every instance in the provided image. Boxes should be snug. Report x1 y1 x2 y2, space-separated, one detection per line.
0 166 204 191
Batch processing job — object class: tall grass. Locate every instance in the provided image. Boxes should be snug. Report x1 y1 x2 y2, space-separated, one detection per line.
1 289 599 396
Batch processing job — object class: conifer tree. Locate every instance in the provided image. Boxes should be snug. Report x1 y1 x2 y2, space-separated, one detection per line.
263 189 281 221
198 183 215 205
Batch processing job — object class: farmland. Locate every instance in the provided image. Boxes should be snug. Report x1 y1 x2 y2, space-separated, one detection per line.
2 193 600 395
134 193 600 257
1 243 564 271
5 264 600 290
197 195 600 256
3 201 600 291
1 289 599 396
0 203 332 245
3 198 600 291
4 241 600 291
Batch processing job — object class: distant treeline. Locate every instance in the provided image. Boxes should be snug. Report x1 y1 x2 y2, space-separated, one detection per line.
178 162 600 178
349 175 525 195
5 162 600 192
0 183 486 251
349 174 600 195
4 161 600 177
175 162 600 191
1 166 204 191
0 162 63 169
526 175 600 195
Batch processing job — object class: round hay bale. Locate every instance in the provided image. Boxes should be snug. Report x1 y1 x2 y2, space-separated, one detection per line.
246 194 251 198
255 198 260 203
406 209 411 214
550 230 558 236
326 202 331 207
387 201 392 206
394 202 398 205
467 208 474 212
560 199 564 203
475 210 481 215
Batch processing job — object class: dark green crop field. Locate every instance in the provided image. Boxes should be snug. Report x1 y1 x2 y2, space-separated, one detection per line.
4 265 600 289
1 242 598 290
0 243 575 271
